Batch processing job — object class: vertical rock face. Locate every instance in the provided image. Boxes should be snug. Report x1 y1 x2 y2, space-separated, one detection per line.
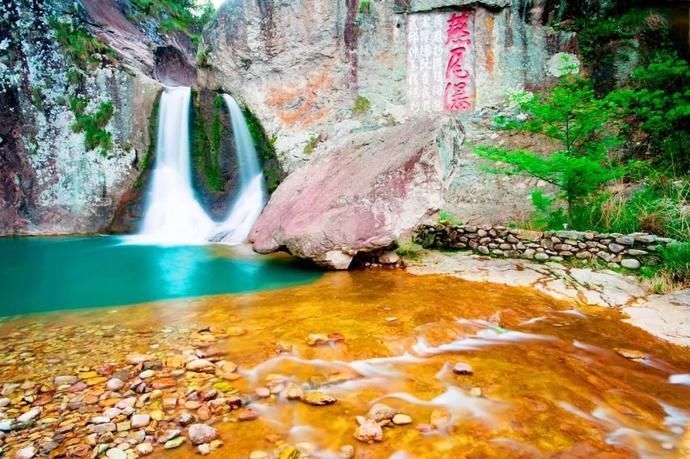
249 116 462 269
204 0 574 167
0 0 199 235
204 0 576 228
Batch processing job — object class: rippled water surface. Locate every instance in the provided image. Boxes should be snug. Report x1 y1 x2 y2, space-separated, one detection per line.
1 243 690 458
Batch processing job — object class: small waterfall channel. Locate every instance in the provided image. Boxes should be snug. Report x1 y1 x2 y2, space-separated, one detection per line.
138 87 267 245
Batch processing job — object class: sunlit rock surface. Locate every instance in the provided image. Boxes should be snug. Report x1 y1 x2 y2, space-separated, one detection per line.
249 116 462 269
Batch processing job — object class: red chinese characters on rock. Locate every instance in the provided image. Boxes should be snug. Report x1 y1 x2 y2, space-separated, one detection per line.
444 12 473 113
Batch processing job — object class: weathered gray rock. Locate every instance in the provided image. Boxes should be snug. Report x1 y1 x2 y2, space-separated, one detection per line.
250 117 461 269
621 259 641 270
188 424 218 445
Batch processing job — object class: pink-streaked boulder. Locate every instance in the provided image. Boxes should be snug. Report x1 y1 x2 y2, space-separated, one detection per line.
249 116 462 269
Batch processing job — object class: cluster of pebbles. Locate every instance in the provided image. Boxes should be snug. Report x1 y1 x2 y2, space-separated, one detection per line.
0 322 368 458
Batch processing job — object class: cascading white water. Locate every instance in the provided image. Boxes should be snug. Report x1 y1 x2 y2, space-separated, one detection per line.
211 95 267 244
137 88 266 246
138 87 215 244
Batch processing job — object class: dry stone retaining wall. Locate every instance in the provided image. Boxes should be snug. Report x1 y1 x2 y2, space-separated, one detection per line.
414 224 675 269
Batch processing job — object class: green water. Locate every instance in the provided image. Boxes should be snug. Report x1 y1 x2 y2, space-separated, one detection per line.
0 237 321 317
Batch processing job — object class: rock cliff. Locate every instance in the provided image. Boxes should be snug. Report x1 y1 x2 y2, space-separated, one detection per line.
203 0 576 231
203 0 577 265
0 0 198 235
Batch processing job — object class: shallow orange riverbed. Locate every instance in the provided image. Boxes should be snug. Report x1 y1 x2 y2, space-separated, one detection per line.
1 270 690 458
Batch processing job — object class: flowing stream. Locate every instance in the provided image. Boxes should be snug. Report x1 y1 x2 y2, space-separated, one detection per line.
138 87 266 245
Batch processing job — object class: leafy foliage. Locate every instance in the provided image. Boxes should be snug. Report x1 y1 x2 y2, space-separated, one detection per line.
70 97 114 156
50 19 115 69
478 76 626 226
353 95 371 115
129 0 213 46
609 57 690 175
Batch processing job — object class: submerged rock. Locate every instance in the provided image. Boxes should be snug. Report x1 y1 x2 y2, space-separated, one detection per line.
367 403 398 422
188 424 218 445
300 391 337 406
249 117 461 269
354 419 383 443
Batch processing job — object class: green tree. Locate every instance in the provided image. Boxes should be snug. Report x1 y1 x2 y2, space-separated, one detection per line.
477 76 626 227
609 57 690 176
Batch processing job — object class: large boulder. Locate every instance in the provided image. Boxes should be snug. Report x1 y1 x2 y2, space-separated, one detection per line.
249 116 462 269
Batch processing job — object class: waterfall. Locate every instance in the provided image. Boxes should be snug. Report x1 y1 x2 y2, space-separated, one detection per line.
211 95 267 244
139 87 215 244
137 87 266 246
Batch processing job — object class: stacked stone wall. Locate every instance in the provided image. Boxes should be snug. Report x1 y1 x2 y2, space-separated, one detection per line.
414 224 675 269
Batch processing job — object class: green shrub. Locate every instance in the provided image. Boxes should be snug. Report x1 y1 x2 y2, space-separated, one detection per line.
438 211 462 226
129 0 213 48
304 135 320 154
396 242 424 261
70 97 114 156
477 76 626 227
50 19 115 69
353 95 371 115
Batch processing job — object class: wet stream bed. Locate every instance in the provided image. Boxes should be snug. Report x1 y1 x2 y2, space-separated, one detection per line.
1 265 690 458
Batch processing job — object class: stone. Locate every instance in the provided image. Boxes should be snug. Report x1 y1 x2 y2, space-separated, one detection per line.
186 359 215 372
0 398 10 407
106 448 127 459
621 259 641 270
534 253 550 261
306 334 330 346
392 414 412 425
106 378 124 391
250 452 269 459
248 117 460 269
188 424 218 445
131 414 150 428
470 387 483 397
164 437 186 449
127 353 155 365
615 236 635 246
452 362 473 375
615 348 646 360
608 243 626 254
339 445 355 459
179 413 194 426
0 420 13 431
151 377 176 390
54 375 78 386
477 246 490 255
627 249 648 256
17 407 41 423
14 446 37 459
198 444 211 455
354 419 383 443
90 416 111 424
139 370 155 379
379 251 401 265
237 408 260 421
135 443 153 456
300 391 337 406
89 422 116 434
255 387 271 398
367 403 398 422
